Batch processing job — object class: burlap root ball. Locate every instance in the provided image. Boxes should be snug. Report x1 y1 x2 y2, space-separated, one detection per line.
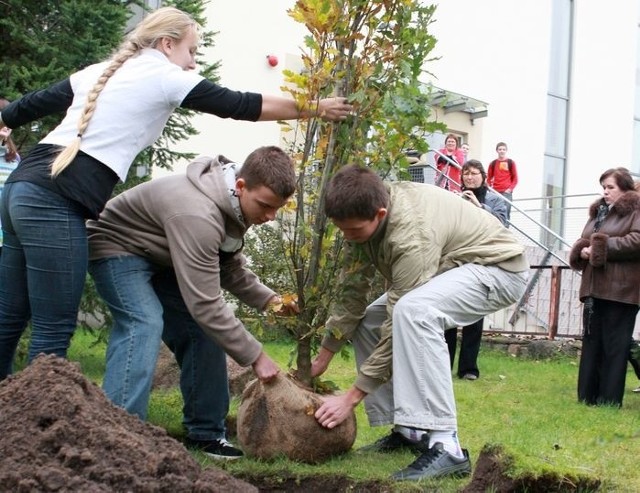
236 373 357 464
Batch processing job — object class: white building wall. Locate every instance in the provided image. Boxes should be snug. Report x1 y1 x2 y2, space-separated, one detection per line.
427 1 637 202
164 0 307 176
567 1 637 197
169 0 639 216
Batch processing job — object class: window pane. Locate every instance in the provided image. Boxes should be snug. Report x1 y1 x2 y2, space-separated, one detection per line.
541 155 565 245
548 0 572 96
545 96 567 157
632 120 640 174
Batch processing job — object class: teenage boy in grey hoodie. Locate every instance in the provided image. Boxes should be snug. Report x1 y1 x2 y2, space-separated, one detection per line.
87 145 297 459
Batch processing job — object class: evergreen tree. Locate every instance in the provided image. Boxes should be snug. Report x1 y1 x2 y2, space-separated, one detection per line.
0 1 219 339
0 0 218 177
0 1 130 153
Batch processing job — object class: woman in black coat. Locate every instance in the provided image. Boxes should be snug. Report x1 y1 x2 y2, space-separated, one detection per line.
445 160 507 380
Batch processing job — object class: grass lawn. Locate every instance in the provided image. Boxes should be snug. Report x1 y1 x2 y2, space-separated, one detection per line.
67 329 640 492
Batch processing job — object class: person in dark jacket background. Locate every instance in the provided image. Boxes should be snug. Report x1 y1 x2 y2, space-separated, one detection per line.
569 167 640 407
445 160 507 380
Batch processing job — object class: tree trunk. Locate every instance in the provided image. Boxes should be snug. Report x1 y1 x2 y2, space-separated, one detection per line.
296 326 312 387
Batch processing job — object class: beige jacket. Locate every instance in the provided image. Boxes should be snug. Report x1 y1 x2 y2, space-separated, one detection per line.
322 182 528 393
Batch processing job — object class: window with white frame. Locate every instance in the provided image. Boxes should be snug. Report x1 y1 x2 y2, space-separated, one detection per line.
542 0 573 245
632 0 640 174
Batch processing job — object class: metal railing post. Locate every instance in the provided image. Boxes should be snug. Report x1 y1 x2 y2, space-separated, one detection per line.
548 266 563 340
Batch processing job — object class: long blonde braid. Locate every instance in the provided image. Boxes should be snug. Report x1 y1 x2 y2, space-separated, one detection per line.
50 44 137 177
50 7 199 177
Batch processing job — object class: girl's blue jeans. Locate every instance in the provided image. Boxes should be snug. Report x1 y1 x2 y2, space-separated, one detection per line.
0 181 88 379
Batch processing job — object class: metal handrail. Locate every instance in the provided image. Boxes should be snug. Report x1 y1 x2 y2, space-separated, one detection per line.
431 149 462 190
429 150 573 259
410 152 579 334
514 192 599 202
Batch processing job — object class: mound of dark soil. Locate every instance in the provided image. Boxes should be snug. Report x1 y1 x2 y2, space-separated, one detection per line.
152 343 182 390
0 354 256 493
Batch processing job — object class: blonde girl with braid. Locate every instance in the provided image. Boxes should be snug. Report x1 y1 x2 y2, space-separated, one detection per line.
0 6 353 380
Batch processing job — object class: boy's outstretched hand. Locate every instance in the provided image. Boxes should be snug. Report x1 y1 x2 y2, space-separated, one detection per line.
315 386 366 429
251 351 280 383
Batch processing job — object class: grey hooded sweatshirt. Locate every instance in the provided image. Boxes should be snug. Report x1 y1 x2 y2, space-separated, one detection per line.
87 155 274 367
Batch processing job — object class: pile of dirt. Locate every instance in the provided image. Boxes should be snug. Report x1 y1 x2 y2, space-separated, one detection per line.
226 357 253 396
152 343 182 390
0 354 256 492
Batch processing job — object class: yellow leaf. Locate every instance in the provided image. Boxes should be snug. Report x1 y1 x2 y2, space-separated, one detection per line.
282 293 298 305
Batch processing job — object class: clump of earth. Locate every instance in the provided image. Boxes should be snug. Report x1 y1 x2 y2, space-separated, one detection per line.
0 354 256 492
